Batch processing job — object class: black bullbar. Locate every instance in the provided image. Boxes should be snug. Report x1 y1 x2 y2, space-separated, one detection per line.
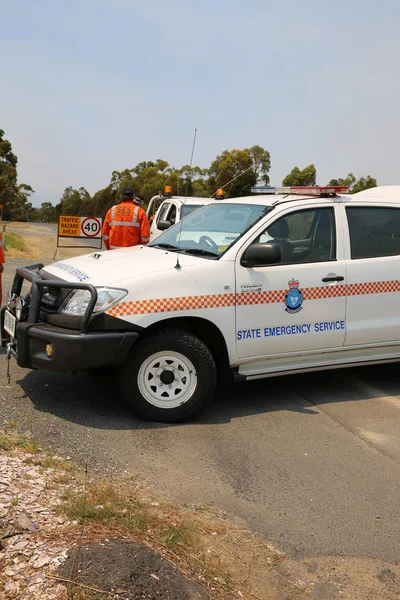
1 263 140 372
11 263 97 334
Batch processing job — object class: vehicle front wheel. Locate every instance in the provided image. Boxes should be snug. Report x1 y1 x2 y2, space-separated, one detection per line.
121 328 217 422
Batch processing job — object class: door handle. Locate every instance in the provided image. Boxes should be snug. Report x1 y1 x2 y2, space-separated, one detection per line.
322 275 344 282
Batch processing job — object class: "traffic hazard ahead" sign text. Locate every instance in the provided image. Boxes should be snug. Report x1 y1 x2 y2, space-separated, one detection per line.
58 216 102 239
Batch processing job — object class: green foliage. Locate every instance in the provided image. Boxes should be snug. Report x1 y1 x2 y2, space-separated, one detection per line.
351 175 377 194
0 129 35 221
38 202 57 222
55 186 92 217
91 184 117 218
282 164 317 186
110 159 171 202
328 173 356 188
328 173 377 194
249 145 271 184
89 145 271 211
107 159 210 205
208 145 270 197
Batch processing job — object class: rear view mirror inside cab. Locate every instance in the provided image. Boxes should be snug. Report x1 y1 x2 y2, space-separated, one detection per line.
157 220 173 231
241 243 281 267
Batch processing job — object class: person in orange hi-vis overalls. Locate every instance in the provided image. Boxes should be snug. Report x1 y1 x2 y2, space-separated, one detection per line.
0 228 4 306
102 187 150 250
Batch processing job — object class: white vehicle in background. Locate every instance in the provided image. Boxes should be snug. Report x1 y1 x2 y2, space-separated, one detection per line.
147 186 223 241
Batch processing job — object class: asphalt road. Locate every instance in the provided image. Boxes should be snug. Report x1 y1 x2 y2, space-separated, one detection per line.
4 222 58 237
1 252 400 578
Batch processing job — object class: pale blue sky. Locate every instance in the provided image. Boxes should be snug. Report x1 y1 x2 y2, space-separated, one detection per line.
1 0 399 206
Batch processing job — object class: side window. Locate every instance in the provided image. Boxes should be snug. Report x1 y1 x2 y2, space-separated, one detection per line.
156 202 171 225
346 207 400 259
168 204 177 224
255 207 336 265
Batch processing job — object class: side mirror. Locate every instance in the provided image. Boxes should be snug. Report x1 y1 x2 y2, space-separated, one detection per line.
241 243 281 267
157 220 173 231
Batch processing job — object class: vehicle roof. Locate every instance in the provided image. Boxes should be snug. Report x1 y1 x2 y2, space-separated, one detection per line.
350 185 400 201
169 196 215 206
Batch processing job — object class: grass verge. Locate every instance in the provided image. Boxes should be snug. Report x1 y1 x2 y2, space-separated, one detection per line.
4 231 25 252
60 479 294 599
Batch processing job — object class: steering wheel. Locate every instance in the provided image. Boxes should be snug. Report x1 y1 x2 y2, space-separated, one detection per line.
199 235 218 252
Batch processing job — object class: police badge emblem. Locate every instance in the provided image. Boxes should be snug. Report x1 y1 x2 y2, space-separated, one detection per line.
284 279 303 314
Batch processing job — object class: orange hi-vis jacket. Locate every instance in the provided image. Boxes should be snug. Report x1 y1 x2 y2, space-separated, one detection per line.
0 230 4 306
0 231 4 264
102 200 150 250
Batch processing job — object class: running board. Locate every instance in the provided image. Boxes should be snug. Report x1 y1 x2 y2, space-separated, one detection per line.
233 349 400 382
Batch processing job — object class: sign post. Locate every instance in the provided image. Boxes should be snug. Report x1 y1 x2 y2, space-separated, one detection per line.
54 215 103 259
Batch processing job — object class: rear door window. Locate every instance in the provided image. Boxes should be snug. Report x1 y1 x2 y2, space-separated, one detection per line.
346 207 400 259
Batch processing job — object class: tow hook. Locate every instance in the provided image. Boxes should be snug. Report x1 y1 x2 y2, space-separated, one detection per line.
6 342 15 384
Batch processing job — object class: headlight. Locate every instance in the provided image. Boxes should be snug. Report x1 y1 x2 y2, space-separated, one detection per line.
60 288 127 316
15 297 23 321
15 297 29 321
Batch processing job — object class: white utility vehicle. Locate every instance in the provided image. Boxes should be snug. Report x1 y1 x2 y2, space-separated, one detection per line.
146 187 215 241
148 197 214 242
3 185 400 422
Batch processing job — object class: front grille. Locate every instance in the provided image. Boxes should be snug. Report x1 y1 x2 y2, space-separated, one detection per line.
47 287 61 299
41 286 61 307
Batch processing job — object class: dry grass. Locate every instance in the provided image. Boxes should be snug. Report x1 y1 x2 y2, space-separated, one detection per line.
37 455 76 472
54 580 106 600
0 429 39 453
60 479 299 600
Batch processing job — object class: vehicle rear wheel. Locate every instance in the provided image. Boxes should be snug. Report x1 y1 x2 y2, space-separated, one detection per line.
121 328 216 422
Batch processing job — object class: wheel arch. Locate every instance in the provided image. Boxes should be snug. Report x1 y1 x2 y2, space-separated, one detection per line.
137 316 232 386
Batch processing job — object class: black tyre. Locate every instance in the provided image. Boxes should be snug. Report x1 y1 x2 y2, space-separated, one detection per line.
121 328 217 422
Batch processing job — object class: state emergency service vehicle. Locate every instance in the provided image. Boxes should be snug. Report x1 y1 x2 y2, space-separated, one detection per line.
3 184 400 422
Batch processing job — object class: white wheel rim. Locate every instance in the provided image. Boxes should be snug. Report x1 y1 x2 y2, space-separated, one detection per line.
137 351 197 409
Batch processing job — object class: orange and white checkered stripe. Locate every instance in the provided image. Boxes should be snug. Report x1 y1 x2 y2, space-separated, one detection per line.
107 279 400 318
347 280 400 296
236 289 285 306
108 293 236 317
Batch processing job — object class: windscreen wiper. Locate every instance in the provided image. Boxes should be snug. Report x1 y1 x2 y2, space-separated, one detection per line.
150 243 180 250
182 248 219 258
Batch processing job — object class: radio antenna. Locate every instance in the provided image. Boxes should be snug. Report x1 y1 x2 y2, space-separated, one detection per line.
184 128 197 200
210 165 253 197
175 128 197 269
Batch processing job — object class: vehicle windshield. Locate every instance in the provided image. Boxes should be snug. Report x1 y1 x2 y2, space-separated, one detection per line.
149 202 269 257
180 204 202 219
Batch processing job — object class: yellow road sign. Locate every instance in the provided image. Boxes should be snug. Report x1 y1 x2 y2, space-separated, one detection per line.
58 215 81 238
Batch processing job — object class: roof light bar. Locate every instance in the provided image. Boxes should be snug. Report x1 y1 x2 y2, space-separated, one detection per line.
275 186 350 196
251 186 276 194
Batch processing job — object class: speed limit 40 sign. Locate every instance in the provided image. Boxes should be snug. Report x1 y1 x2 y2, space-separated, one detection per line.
81 217 102 238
